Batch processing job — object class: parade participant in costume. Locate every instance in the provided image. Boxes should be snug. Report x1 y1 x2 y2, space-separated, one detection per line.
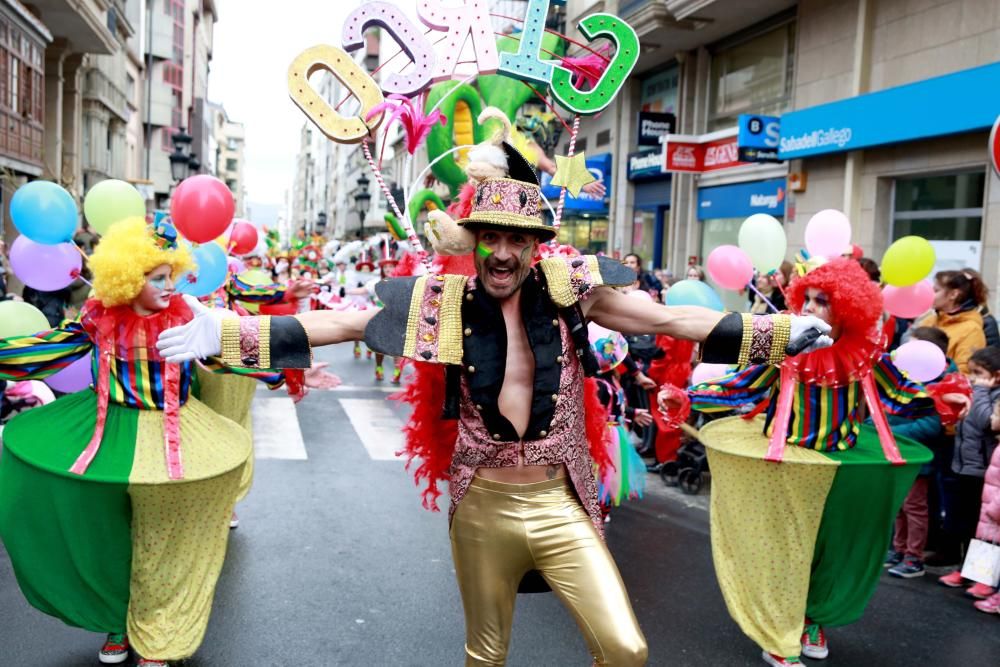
660 257 952 667
589 323 648 513
157 138 828 666
0 218 300 667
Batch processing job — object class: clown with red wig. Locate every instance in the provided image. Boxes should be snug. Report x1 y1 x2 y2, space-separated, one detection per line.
661 257 948 667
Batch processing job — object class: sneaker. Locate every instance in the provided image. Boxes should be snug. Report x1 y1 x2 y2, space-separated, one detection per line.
374 366 384 381
938 570 964 587
800 621 829 659
973 591 1000 614
762 651 802 666
230 511 239 529
99 633 129 664
888 557 925 579
965 582 996 599
137 660 169 667
884 549 904 568
366 349 373 359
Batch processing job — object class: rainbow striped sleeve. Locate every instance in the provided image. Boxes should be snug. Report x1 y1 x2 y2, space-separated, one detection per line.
200 358 285 390
226 276 287 305
0 323 92 381
690 364 779 413
873 353 935 417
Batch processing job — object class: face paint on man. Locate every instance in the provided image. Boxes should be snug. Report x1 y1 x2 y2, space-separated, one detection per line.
474 229 538 299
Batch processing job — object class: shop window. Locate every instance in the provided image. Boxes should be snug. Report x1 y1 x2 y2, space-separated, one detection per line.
597 129 610 147
640 65 679 113
708 18 795 131
892 171 986 270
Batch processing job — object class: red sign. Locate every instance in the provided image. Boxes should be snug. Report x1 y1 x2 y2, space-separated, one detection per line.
662 129 749 173
990 115 1000 178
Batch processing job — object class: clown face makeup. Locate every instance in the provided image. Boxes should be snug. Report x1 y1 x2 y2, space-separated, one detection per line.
132 264 175 315
801 288 842 339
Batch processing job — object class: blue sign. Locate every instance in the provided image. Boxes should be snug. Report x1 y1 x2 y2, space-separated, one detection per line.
779 61 1000 159
698 178 786 220
627 149 665 180
541 152 611 213
737 114 781 162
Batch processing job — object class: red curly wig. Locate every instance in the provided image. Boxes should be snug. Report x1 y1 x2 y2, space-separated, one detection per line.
786 257 882 334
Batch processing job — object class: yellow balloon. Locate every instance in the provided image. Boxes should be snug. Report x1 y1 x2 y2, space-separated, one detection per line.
881 236 935 287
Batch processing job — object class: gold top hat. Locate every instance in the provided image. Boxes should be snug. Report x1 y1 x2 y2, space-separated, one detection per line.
457 143 556 241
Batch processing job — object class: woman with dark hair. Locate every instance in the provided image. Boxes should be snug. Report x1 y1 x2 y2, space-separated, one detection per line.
958 268 999 347
623 253 663 295
918 271 987 374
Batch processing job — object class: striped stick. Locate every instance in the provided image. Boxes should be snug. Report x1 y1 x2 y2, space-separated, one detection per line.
361 140 430 269
553 114 580 231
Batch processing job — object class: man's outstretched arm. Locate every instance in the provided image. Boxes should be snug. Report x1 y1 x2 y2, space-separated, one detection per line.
582 287 831 365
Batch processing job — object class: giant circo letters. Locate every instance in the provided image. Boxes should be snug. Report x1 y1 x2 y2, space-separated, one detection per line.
288 0 638 158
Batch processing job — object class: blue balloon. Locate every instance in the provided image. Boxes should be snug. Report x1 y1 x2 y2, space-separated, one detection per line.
175 242 228 297
11 181 79 245
665 279 725 312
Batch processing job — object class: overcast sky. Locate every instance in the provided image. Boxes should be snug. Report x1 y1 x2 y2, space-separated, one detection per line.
208 1 352 212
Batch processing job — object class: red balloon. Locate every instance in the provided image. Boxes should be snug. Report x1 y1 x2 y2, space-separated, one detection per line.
228 220 258 255
170 175 235 243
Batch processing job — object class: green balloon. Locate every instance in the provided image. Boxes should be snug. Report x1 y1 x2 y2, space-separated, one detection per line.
738 214 787 273
84 179 147 235
238 269 272 287
0 301 51 338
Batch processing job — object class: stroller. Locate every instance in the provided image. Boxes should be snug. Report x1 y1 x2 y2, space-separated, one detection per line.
660 422 709 495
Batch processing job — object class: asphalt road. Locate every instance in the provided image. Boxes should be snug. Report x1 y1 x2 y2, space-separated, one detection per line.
2 342 999 666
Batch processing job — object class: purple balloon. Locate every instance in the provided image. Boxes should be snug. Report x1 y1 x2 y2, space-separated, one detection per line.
10 235 82 291
45 354 93 393
893 340 947 383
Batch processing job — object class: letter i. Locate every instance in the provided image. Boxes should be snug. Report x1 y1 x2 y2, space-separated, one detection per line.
498 0 554 85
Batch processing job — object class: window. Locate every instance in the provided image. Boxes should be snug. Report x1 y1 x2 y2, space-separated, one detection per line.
892 171 986 270
640 66 679 113
226 158 238 171
597 129 610 147
708 19 795 131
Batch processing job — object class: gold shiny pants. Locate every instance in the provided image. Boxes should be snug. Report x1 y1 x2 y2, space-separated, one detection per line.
450 476 648 666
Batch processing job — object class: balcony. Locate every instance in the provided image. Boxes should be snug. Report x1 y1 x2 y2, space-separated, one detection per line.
26 0 117 54
82 67 129 121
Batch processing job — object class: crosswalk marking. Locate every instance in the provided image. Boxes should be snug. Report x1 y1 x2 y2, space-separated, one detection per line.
251 395 308 460
338 398 405 461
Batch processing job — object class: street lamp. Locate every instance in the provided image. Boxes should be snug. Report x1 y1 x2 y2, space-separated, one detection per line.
187 153 201 175
317 211 327 233
169 128 193 182
354 173 371 239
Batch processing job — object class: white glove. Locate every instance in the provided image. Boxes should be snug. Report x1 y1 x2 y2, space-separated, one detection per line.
156 294 236 362
788 314 834 355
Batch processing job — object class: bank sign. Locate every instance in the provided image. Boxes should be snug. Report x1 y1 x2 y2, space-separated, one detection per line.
737 114 782 162
779 61 1000 159
697 178 786 220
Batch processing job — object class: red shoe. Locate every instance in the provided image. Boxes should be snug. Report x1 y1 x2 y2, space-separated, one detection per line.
761 651 802 666
938 570 964 587
973 591 1000 613
99 633 129 664
966 582 996 599
800 621 829 659
229 511 239 529
137 659 169 667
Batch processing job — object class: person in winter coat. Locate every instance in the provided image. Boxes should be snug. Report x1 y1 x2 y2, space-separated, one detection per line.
938 346 1000 598
972 399 1000 614
957 268 999 348
918 271 987 374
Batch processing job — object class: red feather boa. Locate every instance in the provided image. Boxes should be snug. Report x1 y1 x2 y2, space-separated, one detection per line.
393 365 612 511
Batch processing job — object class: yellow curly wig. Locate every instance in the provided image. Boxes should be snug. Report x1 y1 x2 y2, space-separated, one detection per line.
89 217 194 307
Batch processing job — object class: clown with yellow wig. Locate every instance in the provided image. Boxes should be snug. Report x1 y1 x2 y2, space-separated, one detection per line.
0 217 293 666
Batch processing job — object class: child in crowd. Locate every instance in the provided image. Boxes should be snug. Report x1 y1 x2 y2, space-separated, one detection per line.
884 327 967 578
939 346 1000 598
971 399 1000 614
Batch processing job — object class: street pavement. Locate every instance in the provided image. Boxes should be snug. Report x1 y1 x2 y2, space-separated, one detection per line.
2 342 1000 666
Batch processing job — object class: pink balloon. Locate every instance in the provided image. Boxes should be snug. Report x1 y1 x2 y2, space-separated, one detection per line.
805 209 852 258
706 245 754 291
9 235 82 291
893 340 947 383
882 281 934 319
690 363 731 387
227 257 246 275
45 354 93 393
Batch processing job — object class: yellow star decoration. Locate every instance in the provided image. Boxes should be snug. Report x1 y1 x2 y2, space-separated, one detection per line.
550 151 596 198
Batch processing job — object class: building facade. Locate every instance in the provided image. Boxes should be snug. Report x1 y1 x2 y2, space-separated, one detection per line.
205 99 245 216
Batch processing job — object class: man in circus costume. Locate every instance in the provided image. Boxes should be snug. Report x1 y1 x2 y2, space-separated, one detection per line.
157 142 828 666
660 256 966 667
